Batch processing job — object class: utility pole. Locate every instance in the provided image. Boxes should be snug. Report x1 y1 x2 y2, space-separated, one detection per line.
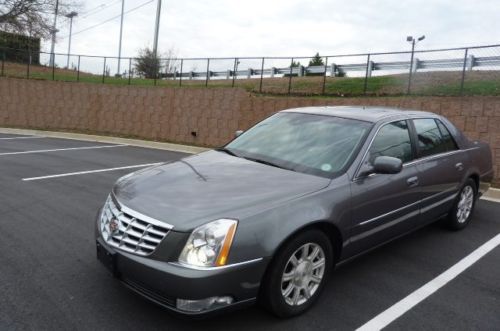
117 0 125 76
65 11 78 68
153 0 162 60
49 0 60 67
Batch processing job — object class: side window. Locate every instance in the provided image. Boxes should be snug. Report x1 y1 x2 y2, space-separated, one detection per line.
369 121 413 164
436 119 458 151
413 118 454 157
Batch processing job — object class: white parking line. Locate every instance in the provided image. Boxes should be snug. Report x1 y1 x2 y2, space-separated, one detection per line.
0 136 43 140
0 144 126 156
356 233 500 331
22 162 162 181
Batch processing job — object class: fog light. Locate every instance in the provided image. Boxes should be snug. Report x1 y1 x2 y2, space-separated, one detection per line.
176 296 234 312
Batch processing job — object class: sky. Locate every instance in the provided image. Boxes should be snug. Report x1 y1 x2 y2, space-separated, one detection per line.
46 0 500 72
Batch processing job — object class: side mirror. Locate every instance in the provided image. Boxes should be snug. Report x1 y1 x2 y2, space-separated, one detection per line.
373 156 403 174
235 130 244 138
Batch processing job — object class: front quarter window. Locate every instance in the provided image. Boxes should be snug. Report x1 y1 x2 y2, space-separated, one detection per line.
225 113 371 178
368 120 413 164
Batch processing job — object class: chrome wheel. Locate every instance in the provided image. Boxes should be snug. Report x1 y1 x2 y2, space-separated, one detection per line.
281 243 325 306
457 185 474 224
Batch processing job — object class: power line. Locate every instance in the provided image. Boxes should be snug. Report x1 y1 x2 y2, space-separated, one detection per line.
59 0 154 39
80 0 122 19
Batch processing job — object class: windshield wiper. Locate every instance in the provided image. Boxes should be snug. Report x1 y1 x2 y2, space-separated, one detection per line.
243 157 294 171
216 147 239 157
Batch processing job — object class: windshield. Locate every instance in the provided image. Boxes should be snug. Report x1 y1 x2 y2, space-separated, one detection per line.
225 112 372 178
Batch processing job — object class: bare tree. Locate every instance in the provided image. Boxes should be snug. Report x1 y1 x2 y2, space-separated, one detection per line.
134 46 179 79
0 0 79 38
163 47 178 77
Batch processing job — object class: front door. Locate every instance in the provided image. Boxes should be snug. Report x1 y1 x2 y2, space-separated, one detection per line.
350 120 421 253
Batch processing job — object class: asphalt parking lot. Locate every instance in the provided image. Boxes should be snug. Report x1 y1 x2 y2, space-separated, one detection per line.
0 133 499 331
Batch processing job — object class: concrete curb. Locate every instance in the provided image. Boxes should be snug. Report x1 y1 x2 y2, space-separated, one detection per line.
0 128 210 154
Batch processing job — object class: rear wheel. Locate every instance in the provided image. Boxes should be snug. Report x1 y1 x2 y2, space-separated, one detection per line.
260 229 333 317
447 179 477 230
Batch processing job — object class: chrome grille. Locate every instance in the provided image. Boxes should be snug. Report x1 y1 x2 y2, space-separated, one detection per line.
100 195 171 256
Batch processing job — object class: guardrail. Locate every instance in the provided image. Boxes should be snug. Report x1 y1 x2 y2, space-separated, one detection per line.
1 43 499 96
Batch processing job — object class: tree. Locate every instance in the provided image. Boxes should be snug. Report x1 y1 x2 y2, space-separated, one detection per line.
309 52 324 66
0 0 79 39
134 46 179 79
290 60 301 67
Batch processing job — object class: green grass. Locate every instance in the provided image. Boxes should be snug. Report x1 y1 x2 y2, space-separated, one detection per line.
417 80 500 96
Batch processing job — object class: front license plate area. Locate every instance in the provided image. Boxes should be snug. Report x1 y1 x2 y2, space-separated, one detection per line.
96 240 118 276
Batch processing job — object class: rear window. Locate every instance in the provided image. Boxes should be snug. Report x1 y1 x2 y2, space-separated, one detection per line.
436 119 458 151
413 118 457 158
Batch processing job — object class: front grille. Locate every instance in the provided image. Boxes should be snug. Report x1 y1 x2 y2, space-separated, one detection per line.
100 195 171 256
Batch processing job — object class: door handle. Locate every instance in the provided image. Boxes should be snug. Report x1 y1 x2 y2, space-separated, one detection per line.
455 162 464 171
407 176 419 187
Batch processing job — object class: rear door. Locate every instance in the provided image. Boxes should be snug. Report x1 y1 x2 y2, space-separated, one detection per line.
350 120 421 253
410 118 463 224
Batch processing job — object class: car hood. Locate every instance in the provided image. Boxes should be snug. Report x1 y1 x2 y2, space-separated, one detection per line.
112 150 330 232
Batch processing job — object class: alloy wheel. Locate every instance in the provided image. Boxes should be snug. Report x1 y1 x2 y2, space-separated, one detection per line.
457 185 474 224
280 243 326 306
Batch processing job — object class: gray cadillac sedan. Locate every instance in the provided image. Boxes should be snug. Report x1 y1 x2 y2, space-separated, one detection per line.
96 106 493 317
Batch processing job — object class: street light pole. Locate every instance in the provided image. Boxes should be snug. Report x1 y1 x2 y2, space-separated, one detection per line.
406 35 425 94
49 0 60 67
153 0 162 60
65 11 78 69
117 0 125 76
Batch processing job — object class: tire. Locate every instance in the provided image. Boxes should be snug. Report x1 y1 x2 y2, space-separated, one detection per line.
259 229 334 318
447 178 477 230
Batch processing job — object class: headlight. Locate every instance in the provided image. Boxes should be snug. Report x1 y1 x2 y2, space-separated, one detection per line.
178 219 238 267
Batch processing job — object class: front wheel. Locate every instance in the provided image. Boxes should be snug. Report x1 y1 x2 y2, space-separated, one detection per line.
447 179 477 230
260 229 333 317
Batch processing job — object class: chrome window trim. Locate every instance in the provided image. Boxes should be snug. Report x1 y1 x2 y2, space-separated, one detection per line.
169 258 264 271
112 193 174 230
353 115 480 181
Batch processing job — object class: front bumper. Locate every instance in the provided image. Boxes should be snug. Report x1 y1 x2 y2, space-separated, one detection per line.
95 236 267 316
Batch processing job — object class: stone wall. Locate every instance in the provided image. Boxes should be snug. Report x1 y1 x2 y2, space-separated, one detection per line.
1 77 499 184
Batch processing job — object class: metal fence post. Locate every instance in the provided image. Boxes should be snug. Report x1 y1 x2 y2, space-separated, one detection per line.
288 58 294 95
1 50 5 77
205 58 210 87
102 57 106 83
52 53 56 80
259 57 265 93
232 58 238 88
26 50 31 79
363 54 371 95
459 48 469 96
77 55 81 82
322 57 329 95
179 59 183 87
128 58 132 85
154 58 158 86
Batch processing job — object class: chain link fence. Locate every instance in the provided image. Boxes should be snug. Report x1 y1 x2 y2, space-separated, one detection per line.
1 44 499 96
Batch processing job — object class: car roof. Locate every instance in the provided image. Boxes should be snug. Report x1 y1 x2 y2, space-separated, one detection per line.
282 106 438 123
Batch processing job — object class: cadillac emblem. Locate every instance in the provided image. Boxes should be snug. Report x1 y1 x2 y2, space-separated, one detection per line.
109 218 119 234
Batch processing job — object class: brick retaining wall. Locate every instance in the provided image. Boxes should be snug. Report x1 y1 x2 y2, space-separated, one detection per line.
1 77 499 185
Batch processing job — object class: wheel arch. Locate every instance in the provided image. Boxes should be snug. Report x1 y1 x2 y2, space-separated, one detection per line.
265 221 343 271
